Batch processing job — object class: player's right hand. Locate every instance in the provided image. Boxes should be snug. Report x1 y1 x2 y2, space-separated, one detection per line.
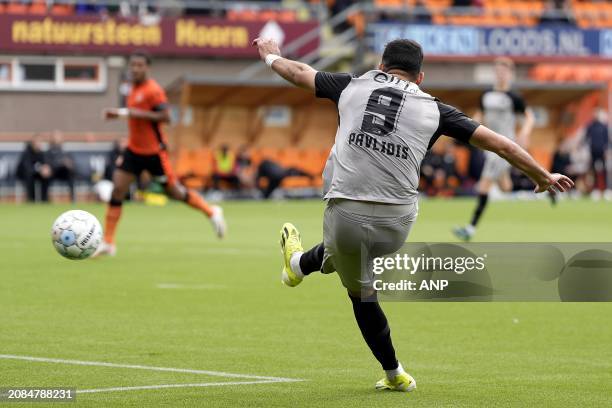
535 173 574 194
103 108 120 120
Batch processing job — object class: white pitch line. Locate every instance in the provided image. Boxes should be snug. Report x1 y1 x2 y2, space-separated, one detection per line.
78 380 284 394
0 355 302 383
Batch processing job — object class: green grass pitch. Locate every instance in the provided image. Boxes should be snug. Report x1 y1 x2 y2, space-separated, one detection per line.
1 198 611 407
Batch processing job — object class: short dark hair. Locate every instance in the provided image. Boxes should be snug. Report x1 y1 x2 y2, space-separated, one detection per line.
130 50 152 65
381 39 423 78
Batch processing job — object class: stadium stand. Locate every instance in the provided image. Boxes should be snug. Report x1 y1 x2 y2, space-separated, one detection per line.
530 64 612 83
0 0 609 29
372 0 612 28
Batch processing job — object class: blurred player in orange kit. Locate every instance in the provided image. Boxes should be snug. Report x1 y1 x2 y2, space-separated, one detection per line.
94 51 226 257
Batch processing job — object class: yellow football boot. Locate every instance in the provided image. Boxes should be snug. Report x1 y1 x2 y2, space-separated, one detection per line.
279 222 304 287
375 372 417 392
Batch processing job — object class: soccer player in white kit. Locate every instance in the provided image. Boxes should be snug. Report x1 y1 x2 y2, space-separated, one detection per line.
253 38 573 392
453 57 535 241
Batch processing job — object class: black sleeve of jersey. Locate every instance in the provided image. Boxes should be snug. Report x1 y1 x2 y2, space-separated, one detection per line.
508 91 526 113
429 101 480 149
315 72 353 104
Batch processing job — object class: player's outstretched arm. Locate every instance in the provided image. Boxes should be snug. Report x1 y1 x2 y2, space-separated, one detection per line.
103 107 169 123
470 125 574 194
252 38 317 91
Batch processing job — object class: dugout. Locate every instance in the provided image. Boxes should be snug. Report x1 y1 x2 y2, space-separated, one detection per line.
165 76 339 190
165 76 605 189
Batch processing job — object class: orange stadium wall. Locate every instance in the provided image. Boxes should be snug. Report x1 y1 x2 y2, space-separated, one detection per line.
168 105 337 151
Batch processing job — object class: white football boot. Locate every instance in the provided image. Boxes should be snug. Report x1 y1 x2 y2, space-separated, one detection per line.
210 205 227 239
91 241 117 258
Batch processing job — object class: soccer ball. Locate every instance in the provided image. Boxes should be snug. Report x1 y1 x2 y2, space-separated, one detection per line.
51 210 103 260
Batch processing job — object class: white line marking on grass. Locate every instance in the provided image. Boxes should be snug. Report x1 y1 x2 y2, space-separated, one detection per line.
0 354 302 383
131 247 270 256
156 283 227 290
78 380 285 394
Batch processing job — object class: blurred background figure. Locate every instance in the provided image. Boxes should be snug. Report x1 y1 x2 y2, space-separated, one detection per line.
16 133 52 203
454 57 534 241
75 0 108 15
104 140 124 183
234 145 257 193
584 108 609 198
551 145 571 178
420 142 462 197
569 137 592 196
212 144 241 191
92 139 127 203
47 131 76 203
256 158 313 199
539 0 572 26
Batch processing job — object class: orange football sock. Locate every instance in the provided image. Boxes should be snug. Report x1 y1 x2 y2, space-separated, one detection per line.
186 190 214 217
104 204 123 244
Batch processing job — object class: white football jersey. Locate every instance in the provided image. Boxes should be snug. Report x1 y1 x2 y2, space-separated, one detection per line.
316 70 479 204
479 88 526 141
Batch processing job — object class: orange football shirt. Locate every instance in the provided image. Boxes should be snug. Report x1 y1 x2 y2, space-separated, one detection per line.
126 78 169 155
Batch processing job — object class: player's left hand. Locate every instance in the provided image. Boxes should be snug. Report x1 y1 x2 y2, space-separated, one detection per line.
252 37 281 60
535 173 574 194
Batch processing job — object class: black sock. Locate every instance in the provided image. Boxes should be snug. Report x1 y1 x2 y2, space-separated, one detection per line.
349 293 398 371
470 193 489 227
299 243 324 275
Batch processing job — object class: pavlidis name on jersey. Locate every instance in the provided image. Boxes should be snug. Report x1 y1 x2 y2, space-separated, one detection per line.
348 132 410 160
